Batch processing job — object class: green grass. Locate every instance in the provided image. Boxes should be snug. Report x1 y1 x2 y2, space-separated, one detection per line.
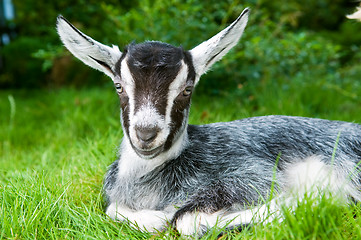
1 86 361 239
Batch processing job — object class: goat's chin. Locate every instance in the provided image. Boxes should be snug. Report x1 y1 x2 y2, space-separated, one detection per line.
133 144 164 159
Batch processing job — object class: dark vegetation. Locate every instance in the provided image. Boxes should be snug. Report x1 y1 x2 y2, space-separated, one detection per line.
1 0 361 95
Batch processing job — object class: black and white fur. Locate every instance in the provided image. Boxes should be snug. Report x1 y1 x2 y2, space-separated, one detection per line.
56 8 361 235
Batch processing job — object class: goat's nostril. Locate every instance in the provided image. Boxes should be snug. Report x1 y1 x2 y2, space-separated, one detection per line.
136 128 158 143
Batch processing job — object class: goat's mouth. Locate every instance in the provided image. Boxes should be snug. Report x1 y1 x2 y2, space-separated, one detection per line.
133 144 164 158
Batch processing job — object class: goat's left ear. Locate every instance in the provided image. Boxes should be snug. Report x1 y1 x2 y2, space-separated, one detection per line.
190 8 250 81
56 15 122 79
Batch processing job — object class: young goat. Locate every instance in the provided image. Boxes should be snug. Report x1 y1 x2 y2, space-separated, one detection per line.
57 8 361 235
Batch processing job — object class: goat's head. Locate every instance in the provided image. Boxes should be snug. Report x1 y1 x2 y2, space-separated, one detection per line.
56 8 249 159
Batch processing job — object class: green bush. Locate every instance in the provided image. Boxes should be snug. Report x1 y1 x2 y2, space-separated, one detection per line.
0 0 127 88
0 37 45 88
1 0 360 91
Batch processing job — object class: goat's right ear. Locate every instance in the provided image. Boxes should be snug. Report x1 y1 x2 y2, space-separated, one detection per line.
56 15 122 79
190 8 249 82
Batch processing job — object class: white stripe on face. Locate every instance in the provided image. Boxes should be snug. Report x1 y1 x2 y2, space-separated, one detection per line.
118 57 135 131
165 61 189 129
120 57 135 86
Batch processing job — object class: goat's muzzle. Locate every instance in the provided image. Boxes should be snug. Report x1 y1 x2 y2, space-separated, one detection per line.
136 127 158 145
133 126 164 158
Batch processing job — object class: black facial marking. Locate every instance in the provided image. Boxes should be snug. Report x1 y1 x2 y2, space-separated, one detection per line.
126 41 185 116
115 50 130 138
120 94 130 138
163 93 191 151
163 50 196 151
183 50 196 82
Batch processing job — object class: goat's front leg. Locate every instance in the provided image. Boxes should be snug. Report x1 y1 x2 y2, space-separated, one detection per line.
172 209 220 236
171 207 255 236
106 203 173 232
172 196 287 236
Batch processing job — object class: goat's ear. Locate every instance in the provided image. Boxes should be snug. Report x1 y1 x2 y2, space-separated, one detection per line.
190 8 249 80
56 15 122 79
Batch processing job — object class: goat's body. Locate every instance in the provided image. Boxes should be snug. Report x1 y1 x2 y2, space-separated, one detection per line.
104 115 361 232
57 8 361 235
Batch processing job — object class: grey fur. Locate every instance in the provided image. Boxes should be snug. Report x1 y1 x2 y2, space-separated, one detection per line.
104 116 361 211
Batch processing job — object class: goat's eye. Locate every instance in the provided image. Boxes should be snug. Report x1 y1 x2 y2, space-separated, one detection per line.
182 86 193 97
115 83 123 93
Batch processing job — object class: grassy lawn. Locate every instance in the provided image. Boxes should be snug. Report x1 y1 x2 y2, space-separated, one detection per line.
1 85 361 239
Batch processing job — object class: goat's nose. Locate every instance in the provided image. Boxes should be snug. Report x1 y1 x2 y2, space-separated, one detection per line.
136 127 158 144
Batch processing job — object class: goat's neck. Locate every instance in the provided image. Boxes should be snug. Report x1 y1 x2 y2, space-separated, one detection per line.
117 127 189 178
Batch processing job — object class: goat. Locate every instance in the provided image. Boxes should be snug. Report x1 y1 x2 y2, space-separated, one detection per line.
56 8 361 236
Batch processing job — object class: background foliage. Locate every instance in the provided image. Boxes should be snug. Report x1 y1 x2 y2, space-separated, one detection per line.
1 0 361 92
